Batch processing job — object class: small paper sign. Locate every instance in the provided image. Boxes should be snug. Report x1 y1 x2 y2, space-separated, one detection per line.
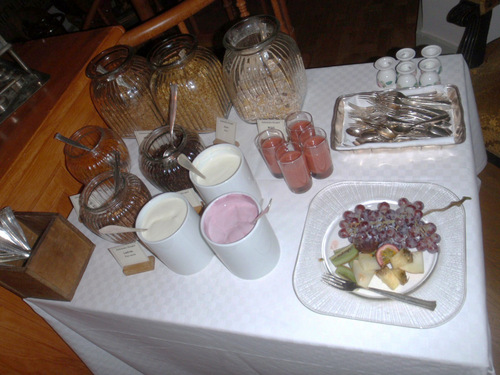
215 117 237 145
257 119 286 135
109 242 150 268
179 188 203 208
70 194 80 216
135 130 152 147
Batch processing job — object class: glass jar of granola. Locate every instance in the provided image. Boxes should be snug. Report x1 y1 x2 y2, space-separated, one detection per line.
222 15 307 123
148 34 231 133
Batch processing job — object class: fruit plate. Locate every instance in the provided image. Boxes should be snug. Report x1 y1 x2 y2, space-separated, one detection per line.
292 181 466 328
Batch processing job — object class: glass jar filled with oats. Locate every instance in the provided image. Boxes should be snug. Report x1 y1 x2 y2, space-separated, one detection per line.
148 34 231 133
222 15 307 123
86 45 164 138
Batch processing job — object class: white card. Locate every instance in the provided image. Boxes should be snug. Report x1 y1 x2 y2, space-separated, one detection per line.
257 119 287 135
135 130 152 147
70 194 80 216
179 188 203 208
109 242 150 267
216 117 237 144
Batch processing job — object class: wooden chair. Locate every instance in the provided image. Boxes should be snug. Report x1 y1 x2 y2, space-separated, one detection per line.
87 0 296 47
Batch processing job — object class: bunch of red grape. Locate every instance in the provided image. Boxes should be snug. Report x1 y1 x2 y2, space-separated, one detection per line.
338 198 441 253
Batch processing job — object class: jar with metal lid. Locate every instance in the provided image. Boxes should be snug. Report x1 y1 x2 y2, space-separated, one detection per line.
79 171 151 244
148 34 231 133
139 125 205 192
222 15 307 123
86 45 164 138
64 125 131 184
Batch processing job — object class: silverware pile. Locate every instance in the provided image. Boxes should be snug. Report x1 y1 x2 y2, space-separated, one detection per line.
347 90 454 145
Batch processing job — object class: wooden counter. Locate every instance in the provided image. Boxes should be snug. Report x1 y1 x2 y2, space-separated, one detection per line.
0 26 125 217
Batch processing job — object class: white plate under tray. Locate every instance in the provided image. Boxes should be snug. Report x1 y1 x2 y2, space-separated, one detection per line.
292 181 466 329
330 85 466 151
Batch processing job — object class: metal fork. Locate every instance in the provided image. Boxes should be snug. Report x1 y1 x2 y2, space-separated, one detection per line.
321 273 437 310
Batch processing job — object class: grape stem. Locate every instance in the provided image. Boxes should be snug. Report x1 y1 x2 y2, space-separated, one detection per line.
423 196 471 216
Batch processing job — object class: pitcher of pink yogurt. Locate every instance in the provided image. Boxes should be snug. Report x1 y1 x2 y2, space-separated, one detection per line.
201 193 280 279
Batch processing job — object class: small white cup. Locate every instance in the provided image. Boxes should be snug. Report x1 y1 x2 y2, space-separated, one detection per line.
190 144 262 204
136 192 214 275
200 193 280 280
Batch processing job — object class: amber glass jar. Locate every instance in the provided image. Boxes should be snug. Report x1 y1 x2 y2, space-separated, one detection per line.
86 45 164 138
64 126 131 184
148 34 231 133
222 15 307 123
79 171 151 244
139 125 205 192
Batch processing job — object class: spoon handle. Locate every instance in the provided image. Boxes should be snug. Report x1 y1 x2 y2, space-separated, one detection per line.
177 154 206 179
99 225 148 234
54 133 91 151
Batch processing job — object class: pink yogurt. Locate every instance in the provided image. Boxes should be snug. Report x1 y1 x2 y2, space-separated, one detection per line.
203 194 259 244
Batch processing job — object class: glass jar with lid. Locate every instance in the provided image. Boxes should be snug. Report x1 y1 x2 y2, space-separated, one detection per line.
148 34 231 133
64 125 131 184
139 125 205 192
86 45 164 138
222 15 307 123
79 171 151 244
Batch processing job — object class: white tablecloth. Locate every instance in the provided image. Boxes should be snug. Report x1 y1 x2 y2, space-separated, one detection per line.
27 54 494 375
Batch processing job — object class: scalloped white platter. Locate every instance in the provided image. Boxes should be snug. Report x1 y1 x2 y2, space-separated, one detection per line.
293 181 466 328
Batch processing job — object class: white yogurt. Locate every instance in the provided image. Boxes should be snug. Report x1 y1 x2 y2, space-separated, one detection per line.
140 197 187 242
195 152 241 186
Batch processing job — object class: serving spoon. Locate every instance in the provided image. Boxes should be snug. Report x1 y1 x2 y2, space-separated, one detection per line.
54 133 92 151
177 153 206 179
252 199 272 225
99 225 148 234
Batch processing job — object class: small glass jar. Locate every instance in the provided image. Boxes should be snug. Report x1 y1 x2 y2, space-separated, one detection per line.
148 34 231 133
139 125 205 192
86 45 164 138
79 171 151 244
222 15 307 123
64 126 131 184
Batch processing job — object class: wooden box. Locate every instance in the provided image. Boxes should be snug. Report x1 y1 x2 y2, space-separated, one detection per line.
0 212 95 301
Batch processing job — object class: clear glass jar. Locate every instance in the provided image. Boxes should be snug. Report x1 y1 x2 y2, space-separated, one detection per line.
148 34 231 133
222 15 307 123
64 125 131 184
86 45 164 138
139 125 205 192
79 171 151 244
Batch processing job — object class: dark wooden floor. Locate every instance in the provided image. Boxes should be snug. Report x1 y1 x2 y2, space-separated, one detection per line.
1 1 498 373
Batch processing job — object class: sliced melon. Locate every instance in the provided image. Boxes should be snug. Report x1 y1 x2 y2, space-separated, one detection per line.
375 267 400 290
358 253 381 271
390 248 413 269
352 259 375 288
400 251 425 274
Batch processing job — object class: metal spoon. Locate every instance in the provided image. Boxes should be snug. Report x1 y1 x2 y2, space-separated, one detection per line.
99 225 148 235
169 83 178 140
54 133 91 151
177 153 206 179
252 199 272 225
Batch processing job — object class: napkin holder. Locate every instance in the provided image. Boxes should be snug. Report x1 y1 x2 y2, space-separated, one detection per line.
0 212 94 301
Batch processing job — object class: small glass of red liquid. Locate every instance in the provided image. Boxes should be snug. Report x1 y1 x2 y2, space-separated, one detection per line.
275 141 312 194
299 127 333 179
285 111 314 143
255 128 286 178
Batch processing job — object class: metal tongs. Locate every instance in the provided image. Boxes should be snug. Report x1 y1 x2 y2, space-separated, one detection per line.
0 207 31 264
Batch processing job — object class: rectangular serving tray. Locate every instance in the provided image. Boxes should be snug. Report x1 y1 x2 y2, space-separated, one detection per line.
330 84 466 151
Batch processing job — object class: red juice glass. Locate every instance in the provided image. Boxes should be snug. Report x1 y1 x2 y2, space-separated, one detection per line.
276 141 312 194
299 127 333 179
255 128 285 178
285 111 314 143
